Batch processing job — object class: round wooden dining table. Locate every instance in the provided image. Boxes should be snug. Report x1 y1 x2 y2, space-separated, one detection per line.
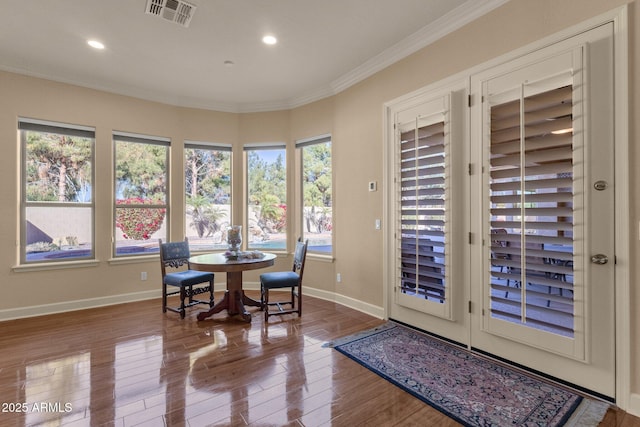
189 252 276 322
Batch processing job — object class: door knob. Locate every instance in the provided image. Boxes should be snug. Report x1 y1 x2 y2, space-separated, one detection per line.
591 254 608 265
593 180 608 191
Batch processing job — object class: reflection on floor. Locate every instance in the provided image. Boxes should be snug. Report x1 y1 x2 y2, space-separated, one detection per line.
0 292 634 426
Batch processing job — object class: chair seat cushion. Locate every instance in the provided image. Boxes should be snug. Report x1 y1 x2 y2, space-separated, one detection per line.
164 270 214 287
260 271 300 289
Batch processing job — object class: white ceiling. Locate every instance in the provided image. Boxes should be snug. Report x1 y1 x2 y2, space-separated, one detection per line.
0 0 507 113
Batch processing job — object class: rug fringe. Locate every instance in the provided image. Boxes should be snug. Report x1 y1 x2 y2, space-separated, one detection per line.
564 399 610 427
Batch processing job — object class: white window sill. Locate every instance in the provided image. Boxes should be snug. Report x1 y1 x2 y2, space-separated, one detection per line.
13 259 100 272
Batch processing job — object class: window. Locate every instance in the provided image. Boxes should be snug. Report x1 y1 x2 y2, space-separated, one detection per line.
20 119 95 264
245 145 287 250
113 132 169 256
184 142 232 252
297 135 332 254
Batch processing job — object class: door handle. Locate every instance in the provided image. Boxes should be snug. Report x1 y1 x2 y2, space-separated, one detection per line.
591 254 609 265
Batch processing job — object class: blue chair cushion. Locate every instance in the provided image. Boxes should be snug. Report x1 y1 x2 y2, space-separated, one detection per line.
260 271 300 289
164 270 214 287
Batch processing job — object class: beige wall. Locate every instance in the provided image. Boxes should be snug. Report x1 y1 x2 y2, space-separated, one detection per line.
0 0 637 406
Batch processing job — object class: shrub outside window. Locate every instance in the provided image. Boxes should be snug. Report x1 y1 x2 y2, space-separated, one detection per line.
20 119 95 264
113 132 169 256
185 142 232 252
298 135 332 254
245 145 287 250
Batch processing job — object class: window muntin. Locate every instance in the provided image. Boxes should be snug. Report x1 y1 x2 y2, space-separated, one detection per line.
185 142 232 252
245 145 287 250
113 133 169 256
297 136 332 254
20 119 95 263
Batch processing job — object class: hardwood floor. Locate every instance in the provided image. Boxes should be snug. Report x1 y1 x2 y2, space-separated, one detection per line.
0 292 638 427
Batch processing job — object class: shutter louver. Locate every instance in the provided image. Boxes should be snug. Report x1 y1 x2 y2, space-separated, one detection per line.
489 84 575 337
399 120 447 303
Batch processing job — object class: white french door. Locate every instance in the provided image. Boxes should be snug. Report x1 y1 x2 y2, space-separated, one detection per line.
387 21 618 399
469 23 615 398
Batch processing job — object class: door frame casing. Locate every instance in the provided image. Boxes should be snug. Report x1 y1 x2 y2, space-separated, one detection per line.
382 5 630 410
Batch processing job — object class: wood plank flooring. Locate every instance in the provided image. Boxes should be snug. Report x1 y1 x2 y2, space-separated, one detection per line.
0 292 637 426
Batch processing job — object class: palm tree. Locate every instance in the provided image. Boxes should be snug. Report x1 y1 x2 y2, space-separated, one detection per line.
186 195 227 237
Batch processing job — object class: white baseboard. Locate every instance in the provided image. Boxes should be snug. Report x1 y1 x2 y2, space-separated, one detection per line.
0 284 385 322
218 282 385 319
0 289 160 321
628 393 640 417
303 287 385 319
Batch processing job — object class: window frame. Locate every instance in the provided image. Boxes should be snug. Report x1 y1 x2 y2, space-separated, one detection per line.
296 134 333 256
184 141 232 253
244 143 287 252
113 131 170 258
19 118 96 265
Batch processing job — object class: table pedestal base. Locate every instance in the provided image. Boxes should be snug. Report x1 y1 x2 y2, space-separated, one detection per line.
197 271 262 322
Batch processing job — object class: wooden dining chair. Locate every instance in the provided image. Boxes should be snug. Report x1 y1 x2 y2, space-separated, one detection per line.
260 238 308 322
159 238 214 319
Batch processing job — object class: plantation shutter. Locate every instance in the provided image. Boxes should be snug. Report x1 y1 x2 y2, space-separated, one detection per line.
395 94 452 319
487 68 576 337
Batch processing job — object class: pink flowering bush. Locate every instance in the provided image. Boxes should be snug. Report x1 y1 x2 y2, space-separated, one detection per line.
116 197 166 240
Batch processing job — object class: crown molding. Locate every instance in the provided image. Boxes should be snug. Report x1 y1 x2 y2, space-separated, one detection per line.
251 0 510 113
273 85 336 112
330 0 510 96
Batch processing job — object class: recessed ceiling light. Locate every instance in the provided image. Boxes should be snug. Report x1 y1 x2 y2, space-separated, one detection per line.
224 60 234 67
262 35 277 45
87 40 105 50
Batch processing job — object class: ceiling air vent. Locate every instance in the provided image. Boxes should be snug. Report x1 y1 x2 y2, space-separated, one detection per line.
145 0 196 28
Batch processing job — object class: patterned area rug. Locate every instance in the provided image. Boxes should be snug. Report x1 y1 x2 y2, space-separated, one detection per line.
328 322 609 427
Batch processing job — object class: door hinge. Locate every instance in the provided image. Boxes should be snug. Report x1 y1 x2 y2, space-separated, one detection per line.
468 94 472 107
468 300 472 313
468 232 472 244
468 163 472 175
